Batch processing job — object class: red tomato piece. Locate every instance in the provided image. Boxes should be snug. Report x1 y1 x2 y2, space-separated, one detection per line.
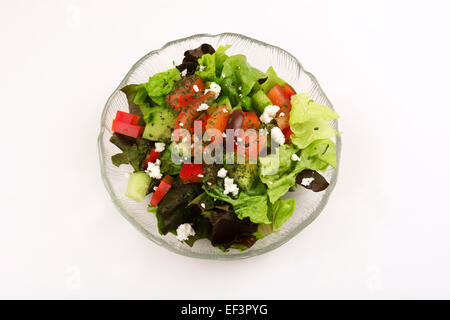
112 120 144 138
173 92 216 134
150 175 173 206
242 112 261 130
143 148 161 168
283 127 294 144
166 76 206 113
179 163 203 184
205 105 230 134
281 83 296 99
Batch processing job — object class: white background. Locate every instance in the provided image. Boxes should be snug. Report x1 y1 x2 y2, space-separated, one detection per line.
1 0 449 299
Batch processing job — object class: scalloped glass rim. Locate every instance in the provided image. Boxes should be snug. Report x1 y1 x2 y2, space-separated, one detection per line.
97 33 341 260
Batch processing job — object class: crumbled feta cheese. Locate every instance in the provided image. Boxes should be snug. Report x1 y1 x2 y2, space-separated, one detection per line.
196 103 209 112
238 86 242 91
223 108 228 113
180 69 187 77
199 65 206 71
176 223 195 241
271 127 285 145
153 186 158 191
193 84 199 92
207 182 212 186
237 137 243 142
224 177 239 196
217 168 228 178
260 105 280 124
301 177 315 186
154 142 165 153
279 112 285 117
291 154 301 161
222 133 227 138
269 181 273 184
146 160 162 179
200 203 206 209
205 82 221 99
197 174 204 178
179 122 184 127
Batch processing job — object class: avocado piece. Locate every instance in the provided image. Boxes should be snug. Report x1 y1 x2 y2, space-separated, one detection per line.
260 66 286 94
252 90 272 114
224 163 259 193
126 171 151 202
142 107 176 141
216 95 232 112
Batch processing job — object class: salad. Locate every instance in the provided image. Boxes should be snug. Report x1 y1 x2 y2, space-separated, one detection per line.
109 43 339 251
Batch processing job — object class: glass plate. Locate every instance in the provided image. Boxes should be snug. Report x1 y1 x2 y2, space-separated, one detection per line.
97 33 341 260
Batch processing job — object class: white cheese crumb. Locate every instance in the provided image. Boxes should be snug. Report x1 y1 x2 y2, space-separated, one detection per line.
207 182 212 186
179 122 184 127
193 84 199 92
279 112 285 117
269 181 273 185
154 142 165 153
217 168 228 178
146 160 162 179
222 133 227 138
236 137 242 142
205 82 221 99
180 69 187 77
196 103 209 112
197 174 204 178
153 186 158 191
223 108 228 113
176 223 195 241
291 154 301 161
200 203 206 209
260 105 280 124
224 177 239 196
199 65 206 71
301 177 315 187
271 127 285 145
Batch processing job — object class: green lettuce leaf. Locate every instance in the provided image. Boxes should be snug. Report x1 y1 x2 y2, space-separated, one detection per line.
144 68 180 107
196 53 216 81
289 93 339 149
300 139 337 171
271 198 296 231
221 54 265 96
203 185 271 224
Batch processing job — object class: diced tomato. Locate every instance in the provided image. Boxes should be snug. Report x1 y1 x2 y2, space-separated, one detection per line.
174 92 216 134
112 120 144 138
281 83 296 99
191 77 205 94
143 148 161 168
205 105 230 135
242 112 261 130
275 115 290 131
150 175 173 206
115 111 140 125
199 114 211 132
283 127 294 144
179 163 203 184
166 76 206 113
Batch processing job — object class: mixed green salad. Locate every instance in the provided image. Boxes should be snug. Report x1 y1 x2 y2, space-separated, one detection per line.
109 43 339 251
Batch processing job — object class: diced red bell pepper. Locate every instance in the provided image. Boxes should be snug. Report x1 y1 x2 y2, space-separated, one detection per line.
191 77 205 94
268 84 292 131
205 105 230 135
112 120 144 138
179 163 203 184
143 148 161 168
115 111 140 125
283 127 294 144
199 114 211 132
150 175 173 206
281 83 296 99
242 112 261 130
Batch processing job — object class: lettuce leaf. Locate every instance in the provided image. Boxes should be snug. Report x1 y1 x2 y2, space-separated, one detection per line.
221 54 265 96
289 93 339 149
195 45 231 81
203 185 271 224
143 68 180 107
271 198 296 231
258 140 336 203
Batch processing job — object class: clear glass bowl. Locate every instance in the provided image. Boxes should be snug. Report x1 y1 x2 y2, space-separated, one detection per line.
97 33 341 260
